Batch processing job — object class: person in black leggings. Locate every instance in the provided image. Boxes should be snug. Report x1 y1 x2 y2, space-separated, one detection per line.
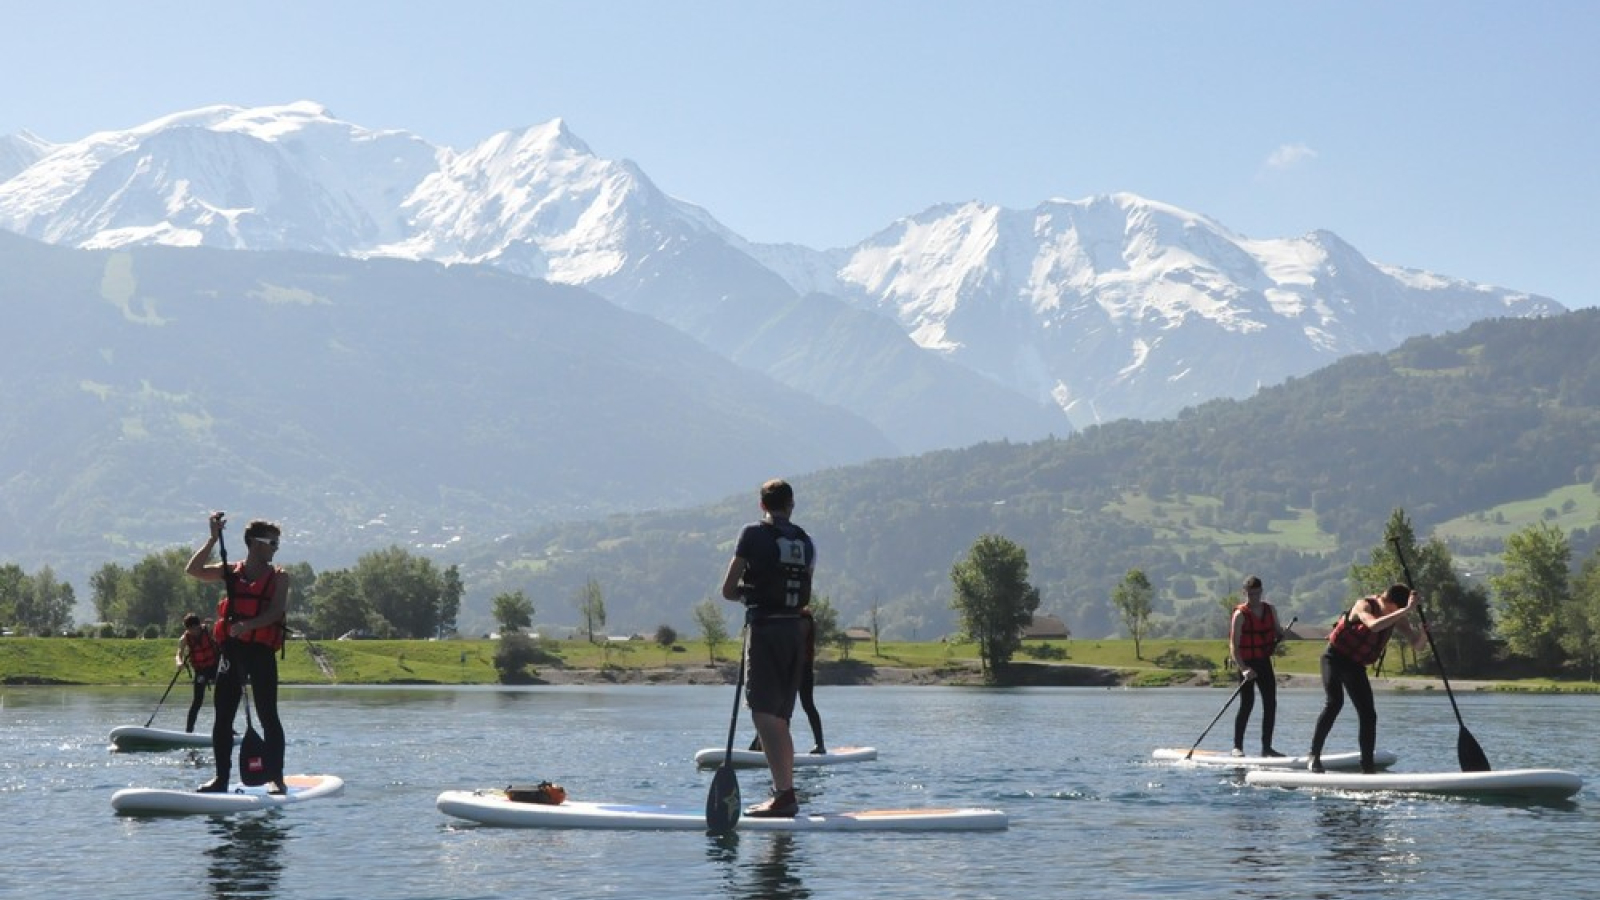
755 608 826 755
797 609 826 754
184 512 291 794
1307 584 1424 773
176 614 220 734
1229 576 1286 757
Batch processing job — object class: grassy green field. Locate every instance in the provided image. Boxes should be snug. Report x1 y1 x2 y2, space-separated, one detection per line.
1434 482 1600 572
4 635 1593 692
0 635 1315 686
1105 493 1339 554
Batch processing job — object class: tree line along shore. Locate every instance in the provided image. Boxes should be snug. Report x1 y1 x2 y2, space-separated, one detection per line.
2 635 1592 691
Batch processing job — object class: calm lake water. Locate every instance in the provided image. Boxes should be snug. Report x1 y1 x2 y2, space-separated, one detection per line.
1 683 1595 899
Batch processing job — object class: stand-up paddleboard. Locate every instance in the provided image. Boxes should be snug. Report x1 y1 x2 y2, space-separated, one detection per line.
1153 748 1396 771
111 774 345 815
1244 767 1582 800
109 725 236 752
437 790 1006 831
693 746 878 769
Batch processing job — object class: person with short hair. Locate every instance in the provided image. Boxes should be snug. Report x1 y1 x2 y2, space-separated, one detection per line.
719 479 815 817
1229 575 1287 757
185 511 290 794
175 613 220 734
1307 583 1426 774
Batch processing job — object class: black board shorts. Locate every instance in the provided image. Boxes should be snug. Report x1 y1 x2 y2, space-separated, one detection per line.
745 615 805 719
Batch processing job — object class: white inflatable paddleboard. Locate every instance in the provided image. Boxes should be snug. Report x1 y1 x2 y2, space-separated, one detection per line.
111 774 345 815
436 790 1006 831
1152 748 1396 771
109 725 234 752
1244 767 1582 800
693 745 878 769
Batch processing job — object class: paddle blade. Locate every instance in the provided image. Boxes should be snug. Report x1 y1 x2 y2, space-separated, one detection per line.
239 726 272 786
705 763 741 835
1458 727 1491 773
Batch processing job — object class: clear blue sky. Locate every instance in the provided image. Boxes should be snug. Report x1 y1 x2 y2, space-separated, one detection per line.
5 1 1595 306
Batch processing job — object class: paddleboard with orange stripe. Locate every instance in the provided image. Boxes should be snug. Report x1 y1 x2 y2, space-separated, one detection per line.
436 791 1007 831
693 745 878 768
112 774 345 815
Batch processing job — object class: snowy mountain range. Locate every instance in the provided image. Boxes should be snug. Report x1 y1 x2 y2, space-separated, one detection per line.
0 101 1564 442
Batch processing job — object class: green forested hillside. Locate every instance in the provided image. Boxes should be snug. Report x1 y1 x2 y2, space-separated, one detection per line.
461 310 1600 641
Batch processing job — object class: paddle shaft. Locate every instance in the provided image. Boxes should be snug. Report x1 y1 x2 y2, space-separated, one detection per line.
705 624 749 835
1389 540 1466 724
721 626 748 760
216 526 255 713
1184 679 1246 759
1391 537 1490 771
144 662 189 728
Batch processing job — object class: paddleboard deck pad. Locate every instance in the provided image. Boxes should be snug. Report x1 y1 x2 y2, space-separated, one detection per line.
1244 767 1582 800
111 774 345 815
109 725 228 752
436 791 1006 831
1153 748 1396 771
694 746 878 768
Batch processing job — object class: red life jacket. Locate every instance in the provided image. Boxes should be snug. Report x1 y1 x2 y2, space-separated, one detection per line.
1233 602 1278 662
1327 596 1391 665
214 563 285 650
183 628 220 671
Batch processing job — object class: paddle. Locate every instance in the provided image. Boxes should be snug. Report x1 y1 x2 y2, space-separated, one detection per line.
144 662 189 728
705 626 749 835
1391 537 1491 772
1183 679 1246 760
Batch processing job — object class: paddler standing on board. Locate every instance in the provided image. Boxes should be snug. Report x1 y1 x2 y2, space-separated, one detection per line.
185 511 291 795
1229 575 1287 758
1306 584 1426 774
720 478 815 818
176 613 221 734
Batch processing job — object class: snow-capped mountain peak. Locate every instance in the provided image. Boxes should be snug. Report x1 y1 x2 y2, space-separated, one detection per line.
0 103 1563 433
0 102 442 251
0 130 55 182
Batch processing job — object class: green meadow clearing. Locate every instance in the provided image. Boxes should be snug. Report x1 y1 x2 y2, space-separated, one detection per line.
4 633 1594 691
2 634 1282 686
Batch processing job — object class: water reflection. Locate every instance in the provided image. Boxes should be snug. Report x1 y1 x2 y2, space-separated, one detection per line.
708 833 810 900
1305 801 1420 899
205 815 288 900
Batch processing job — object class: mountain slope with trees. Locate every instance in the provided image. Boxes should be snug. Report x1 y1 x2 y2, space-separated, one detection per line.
0 233 895 581
459 309 1600 643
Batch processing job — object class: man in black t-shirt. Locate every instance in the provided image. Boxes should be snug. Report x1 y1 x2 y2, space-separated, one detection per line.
719 478 815 817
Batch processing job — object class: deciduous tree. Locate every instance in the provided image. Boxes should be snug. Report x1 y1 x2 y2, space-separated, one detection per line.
693 598 730 665
491 590 534 635
1492 522 1571 674
1111 568 1154 659
577 577 607 643
950 534 1041 680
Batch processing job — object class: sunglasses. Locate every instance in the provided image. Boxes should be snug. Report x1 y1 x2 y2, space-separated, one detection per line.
250 536 280 548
